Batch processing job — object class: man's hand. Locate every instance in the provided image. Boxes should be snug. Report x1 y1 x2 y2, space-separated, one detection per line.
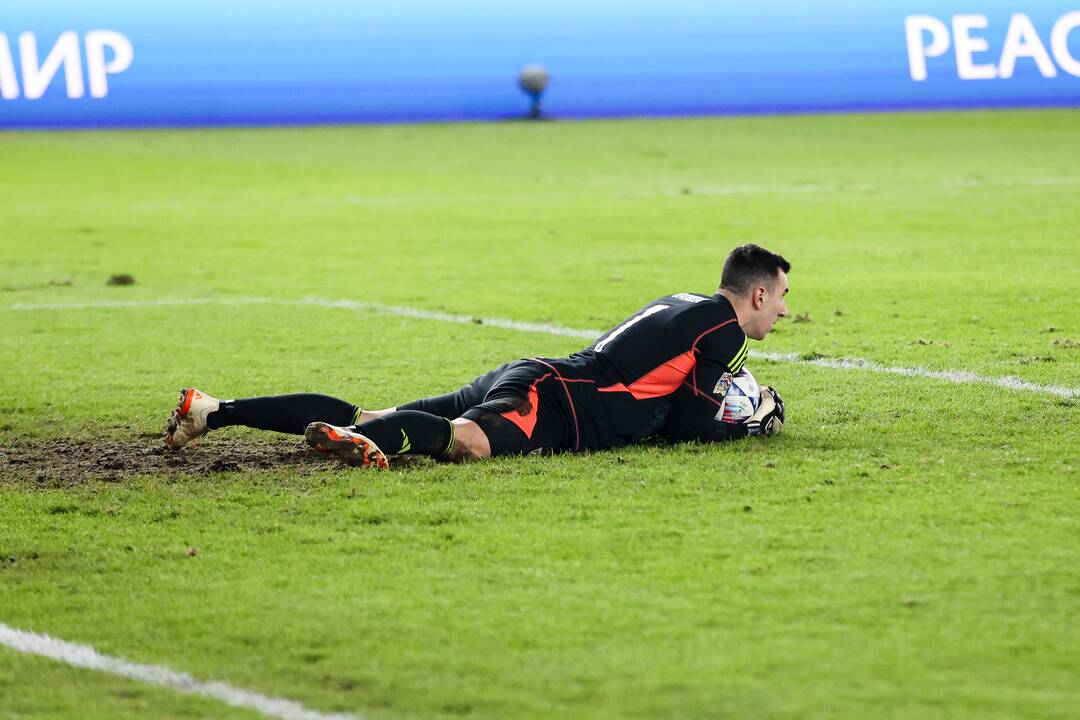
747 386 785 437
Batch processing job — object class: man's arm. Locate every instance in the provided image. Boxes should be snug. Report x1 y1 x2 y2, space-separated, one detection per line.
662 387 785 443
670 322 750 430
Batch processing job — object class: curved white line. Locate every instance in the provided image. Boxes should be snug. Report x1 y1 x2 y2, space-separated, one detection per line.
0 623 358 720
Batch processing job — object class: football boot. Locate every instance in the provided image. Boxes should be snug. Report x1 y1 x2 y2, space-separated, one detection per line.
165 388 220 449
304 422 390 469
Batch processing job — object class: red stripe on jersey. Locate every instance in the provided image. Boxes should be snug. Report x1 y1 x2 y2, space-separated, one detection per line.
691 319 738 353
499 374 549 439
529 359 582 451
597 382 630 393
682 378 724 409
598 319 739 401
599 350 695 400
687 319 740 397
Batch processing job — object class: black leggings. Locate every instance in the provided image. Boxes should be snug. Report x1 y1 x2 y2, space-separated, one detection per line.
207 362 535 456
205 366 506 436
207 393 359 435
397 363 512 418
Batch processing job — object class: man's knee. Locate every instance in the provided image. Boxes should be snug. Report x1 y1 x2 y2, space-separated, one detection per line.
356 408 395 424
449 418 491 460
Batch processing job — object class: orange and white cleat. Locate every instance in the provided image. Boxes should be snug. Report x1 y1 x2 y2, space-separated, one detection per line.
304 422 390 469
165 388 220 450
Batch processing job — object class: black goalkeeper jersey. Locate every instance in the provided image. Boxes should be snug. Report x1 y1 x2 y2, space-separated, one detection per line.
534 292 748 450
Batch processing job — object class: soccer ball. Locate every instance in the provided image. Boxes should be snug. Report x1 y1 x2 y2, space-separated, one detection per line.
714 368 760 424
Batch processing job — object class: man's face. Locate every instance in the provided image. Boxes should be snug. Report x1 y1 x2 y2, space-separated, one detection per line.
747 270 789 340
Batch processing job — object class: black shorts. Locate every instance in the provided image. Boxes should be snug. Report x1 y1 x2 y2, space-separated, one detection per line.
400 360 574 456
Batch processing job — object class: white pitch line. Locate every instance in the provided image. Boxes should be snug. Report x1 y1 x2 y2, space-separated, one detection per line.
6 296 1078 399
753 351 1078 399
7 296 598 340
0 623 359 720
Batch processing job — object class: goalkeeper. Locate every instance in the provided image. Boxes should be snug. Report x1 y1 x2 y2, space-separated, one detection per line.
165 244 789 468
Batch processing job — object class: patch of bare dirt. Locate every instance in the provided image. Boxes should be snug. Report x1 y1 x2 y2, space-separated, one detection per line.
0 437 344 485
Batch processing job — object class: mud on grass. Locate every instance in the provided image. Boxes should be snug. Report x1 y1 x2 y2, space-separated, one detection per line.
0 437 388 485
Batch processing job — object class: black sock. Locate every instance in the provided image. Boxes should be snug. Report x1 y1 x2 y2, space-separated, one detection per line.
353 411 454 457
207 394 359 435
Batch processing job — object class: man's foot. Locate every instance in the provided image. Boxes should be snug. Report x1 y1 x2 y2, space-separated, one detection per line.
165 388 220 450
305 422 390 469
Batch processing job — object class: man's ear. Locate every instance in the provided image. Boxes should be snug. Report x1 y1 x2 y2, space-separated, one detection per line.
752 286 766 309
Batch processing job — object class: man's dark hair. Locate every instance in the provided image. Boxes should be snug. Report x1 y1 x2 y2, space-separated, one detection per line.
719 244 791 296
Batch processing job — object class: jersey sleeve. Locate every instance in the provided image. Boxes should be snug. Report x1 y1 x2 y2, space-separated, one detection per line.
660 322 751 443
686 321 749 401
660 387 751 443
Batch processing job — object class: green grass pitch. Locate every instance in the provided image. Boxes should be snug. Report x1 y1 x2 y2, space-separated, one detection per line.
1 110 1078 719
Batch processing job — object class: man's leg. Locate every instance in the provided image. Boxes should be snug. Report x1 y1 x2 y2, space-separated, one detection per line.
166 365 511 450
449 418 491 458
302 365 514 463
305 409 458 467
305 412 494 467
355 413 494 458
349 363 514 424
165 388 360 449
209 394 359 434
307 362 568 467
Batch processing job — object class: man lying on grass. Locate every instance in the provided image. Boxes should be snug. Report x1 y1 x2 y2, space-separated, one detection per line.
165 244 789 468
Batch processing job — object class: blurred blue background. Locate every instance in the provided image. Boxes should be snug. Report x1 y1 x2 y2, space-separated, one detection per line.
2 0 1079 127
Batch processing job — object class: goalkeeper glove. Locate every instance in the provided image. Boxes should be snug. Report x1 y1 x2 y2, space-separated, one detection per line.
747 386 785 437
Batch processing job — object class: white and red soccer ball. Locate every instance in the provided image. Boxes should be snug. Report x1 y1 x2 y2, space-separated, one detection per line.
714 368 761 424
